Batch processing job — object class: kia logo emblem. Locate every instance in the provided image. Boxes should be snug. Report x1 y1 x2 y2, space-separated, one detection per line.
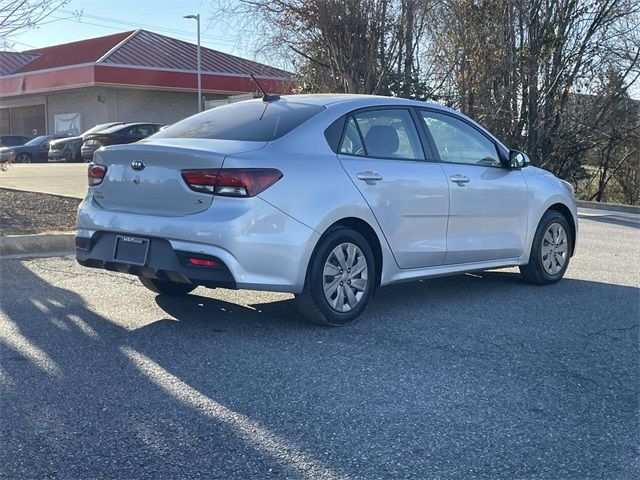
131 160 145 171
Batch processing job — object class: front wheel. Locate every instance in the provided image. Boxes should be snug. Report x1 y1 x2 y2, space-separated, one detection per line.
139 277 197 296
295 227 376 326
520 210 572 285
15 153 31 163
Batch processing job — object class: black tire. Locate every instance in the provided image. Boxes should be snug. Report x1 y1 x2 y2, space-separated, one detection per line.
295 227 376 326
520 210 572 285
15 153 31 163
139 276 197 296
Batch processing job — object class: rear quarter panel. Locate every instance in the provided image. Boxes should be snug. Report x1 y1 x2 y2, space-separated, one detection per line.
221 107 399 281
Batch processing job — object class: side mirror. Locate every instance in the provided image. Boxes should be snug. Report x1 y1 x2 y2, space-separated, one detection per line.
508 149 529 169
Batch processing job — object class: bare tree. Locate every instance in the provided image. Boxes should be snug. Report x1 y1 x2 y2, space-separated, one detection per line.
212 0 433 95
423 0 640 203
210 0 640 202
0 0 68 47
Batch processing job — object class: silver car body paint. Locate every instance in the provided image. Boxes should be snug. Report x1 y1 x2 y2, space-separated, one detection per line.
77 95 577 293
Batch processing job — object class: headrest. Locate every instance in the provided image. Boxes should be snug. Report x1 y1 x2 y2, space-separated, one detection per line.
364 125 399 156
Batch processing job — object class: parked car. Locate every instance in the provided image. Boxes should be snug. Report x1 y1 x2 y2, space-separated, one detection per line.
0 134 68 163
76 95 578 326
0 135 31 148
80 123 164 162
48 122 124 163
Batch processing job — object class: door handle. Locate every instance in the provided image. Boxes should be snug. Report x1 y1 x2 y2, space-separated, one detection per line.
356 171 383 184
449 174 470 185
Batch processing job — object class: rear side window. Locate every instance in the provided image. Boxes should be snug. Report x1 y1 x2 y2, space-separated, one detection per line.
341 109 425 160
130 125 158 137
154 101 325 141
339 117 365 155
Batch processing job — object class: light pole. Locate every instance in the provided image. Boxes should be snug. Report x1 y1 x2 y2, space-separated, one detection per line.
183 14 202 112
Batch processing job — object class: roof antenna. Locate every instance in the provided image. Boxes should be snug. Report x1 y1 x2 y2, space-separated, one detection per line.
250 73 280 102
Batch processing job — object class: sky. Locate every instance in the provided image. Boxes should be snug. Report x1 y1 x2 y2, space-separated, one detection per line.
5 0 638 99
5 0 268 63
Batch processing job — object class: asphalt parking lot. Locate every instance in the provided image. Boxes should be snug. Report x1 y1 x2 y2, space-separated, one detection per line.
0 214 638 479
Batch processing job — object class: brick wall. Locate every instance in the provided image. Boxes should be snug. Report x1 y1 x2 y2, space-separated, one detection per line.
111 88 201 126
45 87 227 133
46 88 111 133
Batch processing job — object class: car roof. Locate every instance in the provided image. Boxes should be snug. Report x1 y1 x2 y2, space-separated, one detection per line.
100 122 164 133
265 94 453 112
122 122 164 126
264 94 508 152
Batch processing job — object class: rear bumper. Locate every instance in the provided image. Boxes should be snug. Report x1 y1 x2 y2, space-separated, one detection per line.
77 233 237 289
76 193 320 293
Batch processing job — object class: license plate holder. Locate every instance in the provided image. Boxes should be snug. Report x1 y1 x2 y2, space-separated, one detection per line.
113 235 150 266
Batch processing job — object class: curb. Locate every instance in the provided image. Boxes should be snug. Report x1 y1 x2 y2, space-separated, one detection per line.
0 185 84 200
0 232 75 256
576 200 640 214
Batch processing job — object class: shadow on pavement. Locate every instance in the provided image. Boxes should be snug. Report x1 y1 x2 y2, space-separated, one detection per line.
0 260 638 479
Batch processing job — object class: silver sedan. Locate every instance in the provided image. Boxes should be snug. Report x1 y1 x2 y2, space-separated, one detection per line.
76 95 578 326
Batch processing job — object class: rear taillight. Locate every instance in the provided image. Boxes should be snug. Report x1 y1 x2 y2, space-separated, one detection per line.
88 163 107 186
181 168 283 197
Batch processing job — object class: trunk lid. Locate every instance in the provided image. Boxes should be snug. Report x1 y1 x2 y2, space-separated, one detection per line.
92 139 267 216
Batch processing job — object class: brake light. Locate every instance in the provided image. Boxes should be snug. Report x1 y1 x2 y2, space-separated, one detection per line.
181 168 283 197
188 257 218 267
88 163 107 186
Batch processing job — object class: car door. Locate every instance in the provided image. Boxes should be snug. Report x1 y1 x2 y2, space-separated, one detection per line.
417 109 529 265
35 138 52 162
338 108 450 269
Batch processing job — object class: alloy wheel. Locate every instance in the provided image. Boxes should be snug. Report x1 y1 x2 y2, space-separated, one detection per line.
322 242 368 312
541 222 568 275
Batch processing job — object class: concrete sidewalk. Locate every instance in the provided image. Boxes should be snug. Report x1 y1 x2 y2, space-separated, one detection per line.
0 163 86 199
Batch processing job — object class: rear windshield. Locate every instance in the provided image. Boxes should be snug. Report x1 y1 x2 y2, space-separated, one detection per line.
99 124 134 134
24 135 50 146
83 122 123 135
153 100 325 141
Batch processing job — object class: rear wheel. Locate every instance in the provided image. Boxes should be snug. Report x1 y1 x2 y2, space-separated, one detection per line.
295 227 375 326
520 210 572 285
138 277 197 296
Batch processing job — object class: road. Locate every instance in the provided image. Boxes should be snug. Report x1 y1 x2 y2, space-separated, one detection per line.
0 215 638 479
0 163 86 199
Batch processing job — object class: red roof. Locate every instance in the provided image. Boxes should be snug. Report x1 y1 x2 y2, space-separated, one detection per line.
19 31 133 73
1 29 288 78
104 30 287 78
0 30 291 97
0 51 38 76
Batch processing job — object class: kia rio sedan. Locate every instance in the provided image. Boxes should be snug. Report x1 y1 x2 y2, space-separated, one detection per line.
76 95 577 326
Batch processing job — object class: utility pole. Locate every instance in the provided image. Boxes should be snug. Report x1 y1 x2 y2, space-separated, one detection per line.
183 14 202 112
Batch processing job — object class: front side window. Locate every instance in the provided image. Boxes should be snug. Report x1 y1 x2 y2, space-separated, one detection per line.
420 111 501 166
350 109 424 160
